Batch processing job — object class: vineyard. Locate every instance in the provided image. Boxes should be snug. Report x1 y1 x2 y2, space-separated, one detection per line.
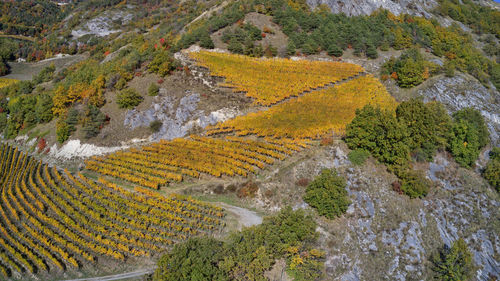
189 51 365 106
207 75 398 139
85 136 307 189
0 144 224 279
0 78 17 89
85 55 395 190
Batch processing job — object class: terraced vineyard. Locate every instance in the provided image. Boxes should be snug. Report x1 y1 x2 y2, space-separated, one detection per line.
85 136 307 189
85 54 395 190
189 51 365 106
0 144 224 279
207 75 398 138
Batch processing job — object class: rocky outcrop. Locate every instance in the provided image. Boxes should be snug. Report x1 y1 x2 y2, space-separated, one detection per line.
123 91 237 141
306 0 438 17
417 73 500 146
306 0 499 16
258 145 499 281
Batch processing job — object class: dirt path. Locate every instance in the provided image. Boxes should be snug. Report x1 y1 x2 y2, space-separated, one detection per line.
218 202 263 229
61 268 156 281
269 71 367 107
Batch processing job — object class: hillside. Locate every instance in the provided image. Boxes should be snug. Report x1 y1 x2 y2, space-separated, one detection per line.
0 0 498 280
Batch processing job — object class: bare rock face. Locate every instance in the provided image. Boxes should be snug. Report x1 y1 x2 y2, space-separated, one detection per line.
306 0 438 17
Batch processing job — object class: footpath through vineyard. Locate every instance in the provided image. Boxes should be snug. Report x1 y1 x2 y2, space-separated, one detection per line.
0 144 224 279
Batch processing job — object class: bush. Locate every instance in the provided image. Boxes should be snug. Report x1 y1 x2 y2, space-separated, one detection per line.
116 88 143 109
153 237 226 281
81 105 107 139
382 49 438 88
399 170 430 198
452 108 489 148
148 50 176 77
150 120 162 132
348 149 370 166
432 238 474 281
148 83 159 96
483 147 500 192
56 119 71 143
448 120 481 168
303 169 351 219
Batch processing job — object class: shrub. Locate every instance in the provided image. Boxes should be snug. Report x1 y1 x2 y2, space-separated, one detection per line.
148 83 159 96
399 170 430 198
149 50 176 76
117 88 143 109
452 108 489 148
56 119 71 143
199 30 215 49
448 120 481 168
382 49 438 88
149 120 162 132
483 147 500 192
303 169 351 219
81 105 107 139
153 237 226 281
432 238 474 281
348 149 370 166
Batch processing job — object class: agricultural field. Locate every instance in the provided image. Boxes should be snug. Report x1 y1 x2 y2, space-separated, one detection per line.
0 78 18 89
189 51 365 105
0 144 224 279
207 75 398 139
85 136 307 189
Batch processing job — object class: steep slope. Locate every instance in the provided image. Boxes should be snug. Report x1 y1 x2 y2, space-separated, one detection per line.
307 0 438 17
306 0 499 16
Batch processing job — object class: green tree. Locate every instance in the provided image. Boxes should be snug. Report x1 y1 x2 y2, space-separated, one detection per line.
432 238 475 281
117 88 143 109
199 29 215 49
448 120 480 167
34 93 53 123
153 237 227 281
396 99 452 161
345 105 410 167
303 169 351 219
452 108 489 149
483 147 500 192
287 41 297 56
228 38 244 54
444 60 455 77
397 58 424 88
149 50 176 77
56 119 71 143
327 44 343 57
365 43 378 59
